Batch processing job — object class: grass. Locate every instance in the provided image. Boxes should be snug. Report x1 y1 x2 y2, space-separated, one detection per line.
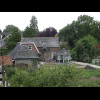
75 68 100 87
81 68 100 78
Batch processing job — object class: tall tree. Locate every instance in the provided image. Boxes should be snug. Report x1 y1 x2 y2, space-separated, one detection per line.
23 15 39 37
30 16 39 31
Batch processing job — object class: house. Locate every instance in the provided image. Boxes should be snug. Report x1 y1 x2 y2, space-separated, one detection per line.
57 48 72 63
0 56 12 76
8 43 39 66
20 37 60 61
0 56 12 66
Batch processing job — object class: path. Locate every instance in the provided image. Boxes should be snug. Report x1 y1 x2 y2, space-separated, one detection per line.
71 61 100 68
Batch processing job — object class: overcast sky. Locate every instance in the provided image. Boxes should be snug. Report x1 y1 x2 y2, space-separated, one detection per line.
0 12 100 32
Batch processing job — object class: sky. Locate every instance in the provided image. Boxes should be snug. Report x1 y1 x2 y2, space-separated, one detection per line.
0 12 100 32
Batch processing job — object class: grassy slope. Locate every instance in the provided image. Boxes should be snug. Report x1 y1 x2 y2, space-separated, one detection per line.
76 68 100 87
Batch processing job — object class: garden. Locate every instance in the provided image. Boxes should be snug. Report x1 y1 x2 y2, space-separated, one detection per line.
2 64 100 87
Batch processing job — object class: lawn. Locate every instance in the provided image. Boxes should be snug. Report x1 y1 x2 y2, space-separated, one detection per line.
75 68 100 87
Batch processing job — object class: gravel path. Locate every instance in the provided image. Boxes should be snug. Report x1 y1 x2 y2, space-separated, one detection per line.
71 61 100 68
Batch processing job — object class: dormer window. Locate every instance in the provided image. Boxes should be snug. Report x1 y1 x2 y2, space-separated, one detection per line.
28 45 32 50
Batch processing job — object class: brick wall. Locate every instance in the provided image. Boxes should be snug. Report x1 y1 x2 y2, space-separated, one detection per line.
22 44 38 54
38 47 60 61
22 43 60 61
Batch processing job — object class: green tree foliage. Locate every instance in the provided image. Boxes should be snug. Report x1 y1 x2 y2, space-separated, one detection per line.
58 15 100 62
0 48 9 56
58 15 100 49
5 32 21 50
23 15 39 37
72 35 97 62
60 39 71 50
0 29 2 34
3 25 21 35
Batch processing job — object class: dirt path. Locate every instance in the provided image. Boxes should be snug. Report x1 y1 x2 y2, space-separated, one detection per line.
71 61 100 68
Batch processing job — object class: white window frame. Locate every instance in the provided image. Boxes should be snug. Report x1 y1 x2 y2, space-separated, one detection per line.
28 45 32 50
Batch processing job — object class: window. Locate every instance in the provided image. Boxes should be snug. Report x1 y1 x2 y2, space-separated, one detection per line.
51 52 56 59
42 43 47 52
28 45 32 50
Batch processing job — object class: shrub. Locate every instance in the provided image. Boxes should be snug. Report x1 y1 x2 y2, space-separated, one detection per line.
4 64 84 87
73 35 97 62
31 64 83 87
8 69 33 87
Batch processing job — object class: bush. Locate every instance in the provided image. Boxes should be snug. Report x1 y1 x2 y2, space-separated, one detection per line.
3 65 16 79
7 64 100 87
4 64 84 87
8 68 33 87
30 64 83 87
73 35 97 62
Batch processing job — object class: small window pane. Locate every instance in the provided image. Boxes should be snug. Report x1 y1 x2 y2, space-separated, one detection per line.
28 45 32 50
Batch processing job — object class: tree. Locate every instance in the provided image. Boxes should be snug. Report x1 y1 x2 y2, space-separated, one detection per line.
72 35 97 62
5 32 21 50
30 16 39 31
0 48 9 56
36 27 57 37
60 40 71 50
23 26 33 37
23 15 39 37
58 15 100 49
3 25 21 36
0 29 2 34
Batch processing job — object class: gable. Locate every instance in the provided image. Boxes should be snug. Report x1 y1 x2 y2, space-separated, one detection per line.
21 42 39 54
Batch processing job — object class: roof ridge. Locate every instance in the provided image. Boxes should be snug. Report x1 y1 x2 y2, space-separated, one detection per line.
22 37 57 38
